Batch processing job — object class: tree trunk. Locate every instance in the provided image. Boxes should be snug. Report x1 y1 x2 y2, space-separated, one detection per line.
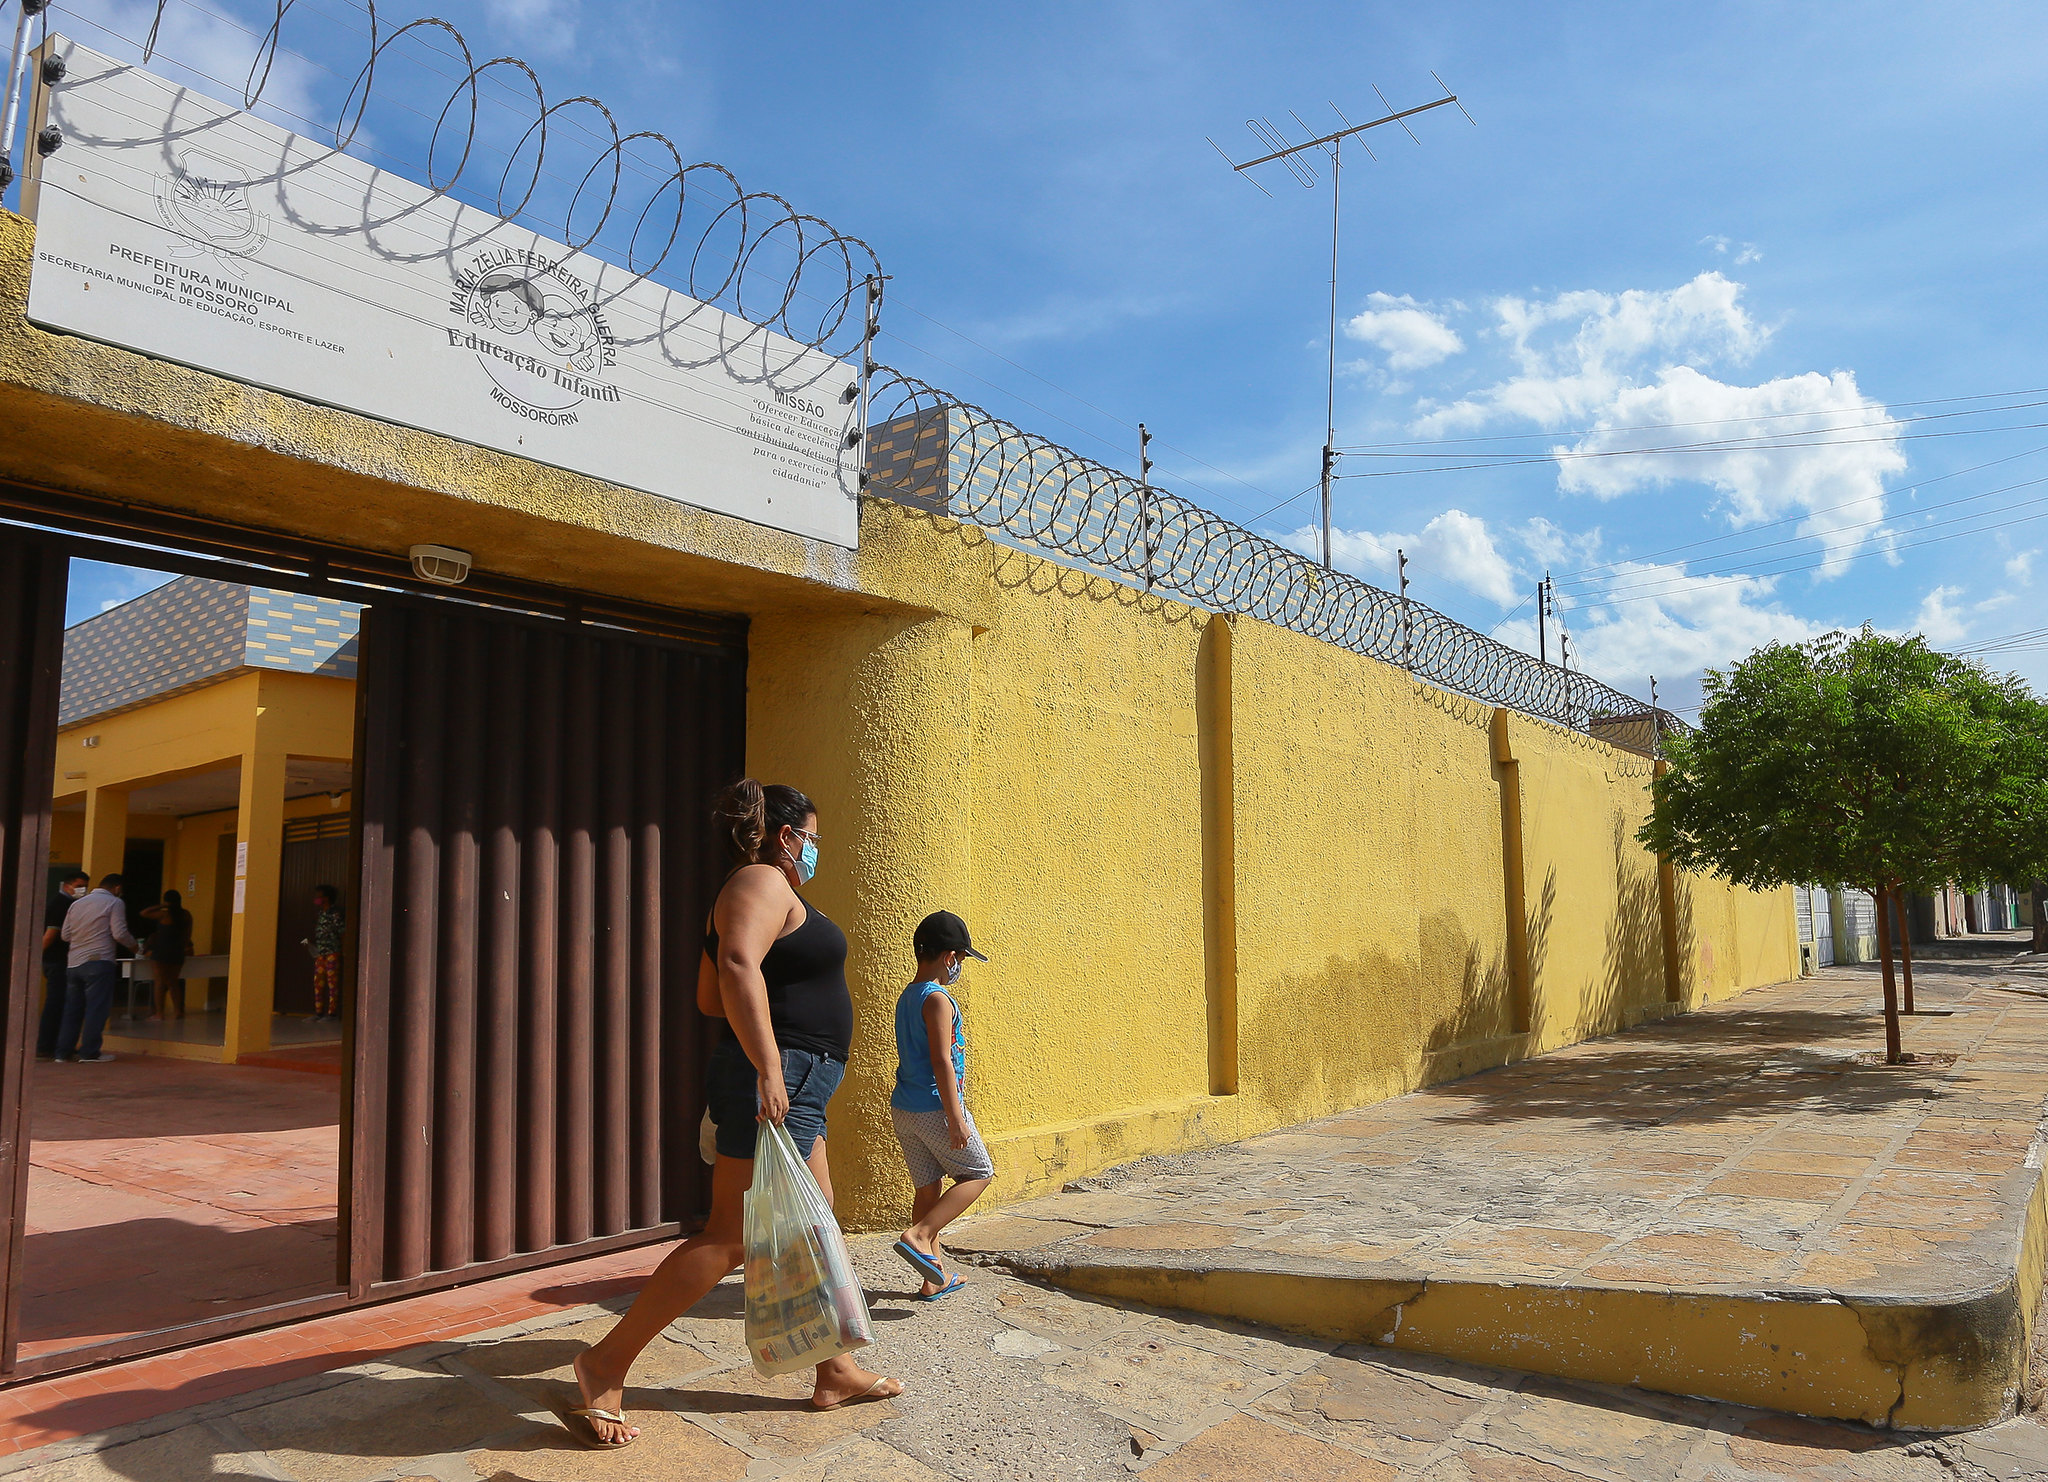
1875 880 1903 1063
2033 881 2046 954
1894 886 1916 1013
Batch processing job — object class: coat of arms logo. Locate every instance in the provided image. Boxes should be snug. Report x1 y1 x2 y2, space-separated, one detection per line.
152 147 269 271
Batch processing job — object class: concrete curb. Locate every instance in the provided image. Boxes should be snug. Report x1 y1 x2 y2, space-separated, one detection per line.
961 1161 2048 1434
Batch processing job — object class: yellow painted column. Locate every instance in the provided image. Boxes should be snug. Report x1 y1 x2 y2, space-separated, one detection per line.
1197 617 1239 1096
1491 710 1533 1035
80 785 129 883
223 698 287 1060
748 608 975 1229
1654 759 1684 1004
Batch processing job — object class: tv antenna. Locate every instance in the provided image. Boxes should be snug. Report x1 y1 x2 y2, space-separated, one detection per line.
1210 74 1472 569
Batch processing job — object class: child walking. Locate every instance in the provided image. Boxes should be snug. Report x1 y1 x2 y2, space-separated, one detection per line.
890 911 995 1301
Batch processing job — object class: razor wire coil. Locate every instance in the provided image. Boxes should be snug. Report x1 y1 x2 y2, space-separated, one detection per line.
865 369 1673 747
52 3 1668 747
99 0 882 356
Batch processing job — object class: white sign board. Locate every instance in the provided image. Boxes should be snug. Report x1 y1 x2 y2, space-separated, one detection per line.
23 38 860 548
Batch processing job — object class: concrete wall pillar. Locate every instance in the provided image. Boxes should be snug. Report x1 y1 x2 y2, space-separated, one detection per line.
1491 710 1534 1034
223 709 287 1060
1197 617 1239 1096
748 607 975 1229
80 784 129 884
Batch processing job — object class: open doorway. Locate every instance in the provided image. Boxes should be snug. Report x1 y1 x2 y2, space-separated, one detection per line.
23 560 356 1360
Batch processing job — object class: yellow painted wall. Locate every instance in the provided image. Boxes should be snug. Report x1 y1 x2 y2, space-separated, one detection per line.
1506 714 1669 1045
0 205 1795 1225
1227 617 1515 1128
754 515 1799 1228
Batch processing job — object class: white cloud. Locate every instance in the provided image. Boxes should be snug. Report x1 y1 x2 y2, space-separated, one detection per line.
1411 273 1903 577
1514 561 1823 697
1290 508 1521 607
1422 272 1765 432
1345 293 1463 371
1911 585 1970 647
65 0 322 129
1278 501 1822 703
1557 366 1904 576
2006 549 2037 583
1701 235 1762 265
482 0 580 52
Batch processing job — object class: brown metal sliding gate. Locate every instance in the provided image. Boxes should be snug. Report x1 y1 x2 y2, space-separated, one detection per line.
349 599 746 1294
0 534 65 1365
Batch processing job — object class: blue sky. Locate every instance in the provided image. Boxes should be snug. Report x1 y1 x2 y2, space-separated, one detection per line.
35 2 2048 710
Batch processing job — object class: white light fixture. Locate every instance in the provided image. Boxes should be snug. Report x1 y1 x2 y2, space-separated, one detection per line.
409 544 472 585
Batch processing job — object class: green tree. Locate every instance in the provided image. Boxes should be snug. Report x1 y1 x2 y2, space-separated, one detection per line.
1639 628 2025 1063
1938 674 2048 946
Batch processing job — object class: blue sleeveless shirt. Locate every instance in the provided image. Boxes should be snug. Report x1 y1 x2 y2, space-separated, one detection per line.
891 980 966 1111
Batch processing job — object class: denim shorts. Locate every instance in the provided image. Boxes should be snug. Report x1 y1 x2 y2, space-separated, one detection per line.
706 1039 845 1160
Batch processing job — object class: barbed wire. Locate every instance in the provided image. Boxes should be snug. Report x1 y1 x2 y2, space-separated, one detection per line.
41 3 1673 749
865 369 1675 749
90 0 882 355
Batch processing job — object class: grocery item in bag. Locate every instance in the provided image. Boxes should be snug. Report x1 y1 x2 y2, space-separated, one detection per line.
744 1120 874 1376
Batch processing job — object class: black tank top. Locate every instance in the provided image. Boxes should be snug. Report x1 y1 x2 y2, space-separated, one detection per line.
704 899 854 1062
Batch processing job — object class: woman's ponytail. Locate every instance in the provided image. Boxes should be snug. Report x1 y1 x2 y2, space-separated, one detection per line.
712 780 814 865
713 778 769 863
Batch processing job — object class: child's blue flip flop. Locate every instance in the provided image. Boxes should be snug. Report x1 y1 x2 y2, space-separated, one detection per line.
893 1239 945 1285
915 1274 967 1302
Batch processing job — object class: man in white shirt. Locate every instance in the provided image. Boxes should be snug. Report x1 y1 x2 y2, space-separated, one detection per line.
57 874 136 1063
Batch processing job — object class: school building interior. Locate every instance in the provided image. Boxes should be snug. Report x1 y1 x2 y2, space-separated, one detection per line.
46 576 358 1066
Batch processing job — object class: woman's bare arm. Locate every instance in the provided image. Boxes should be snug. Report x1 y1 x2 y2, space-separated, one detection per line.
714 864 798 1122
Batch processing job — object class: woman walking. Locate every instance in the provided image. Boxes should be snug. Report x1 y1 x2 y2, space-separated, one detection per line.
138 889 193 1021
568 780 900 1449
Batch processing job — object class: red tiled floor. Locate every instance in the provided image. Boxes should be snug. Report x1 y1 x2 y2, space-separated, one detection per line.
237 1043 345 1075
0 1242 665 1455
21 1055 342 1360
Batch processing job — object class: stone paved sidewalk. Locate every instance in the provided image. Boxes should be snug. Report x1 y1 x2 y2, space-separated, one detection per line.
949 957 2048 1428
7 1240 2046 1482
960 957 2048 1298
11 957 2048 1479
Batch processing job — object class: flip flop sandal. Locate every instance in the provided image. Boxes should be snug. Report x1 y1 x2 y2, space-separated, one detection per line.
915 1274 968 1302
892 1238 946 1285
812 1375 902 1411
566 1406 638 1450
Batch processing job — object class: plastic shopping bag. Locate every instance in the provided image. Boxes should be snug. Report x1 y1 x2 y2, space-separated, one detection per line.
743 1120 874 1377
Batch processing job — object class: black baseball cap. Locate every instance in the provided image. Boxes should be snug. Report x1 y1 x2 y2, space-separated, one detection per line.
914 910 987 961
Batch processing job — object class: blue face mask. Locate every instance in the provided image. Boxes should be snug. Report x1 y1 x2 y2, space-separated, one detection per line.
788 834 818 885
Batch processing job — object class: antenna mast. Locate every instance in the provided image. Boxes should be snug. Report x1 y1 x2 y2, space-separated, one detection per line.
1210 76 1472 569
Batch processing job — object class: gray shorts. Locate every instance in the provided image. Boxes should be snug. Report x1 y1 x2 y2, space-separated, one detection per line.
891 1104 995 1187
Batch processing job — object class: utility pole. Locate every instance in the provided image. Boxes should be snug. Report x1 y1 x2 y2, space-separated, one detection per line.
1138 422 1155 590
1211 77 1472 571
1537 573 1550 665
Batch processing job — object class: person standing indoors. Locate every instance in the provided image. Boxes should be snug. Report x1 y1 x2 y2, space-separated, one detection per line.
35 872 90 1061
568 780 901 1450
303 885 344 1022
138 889 194 1021
57 874 135 1063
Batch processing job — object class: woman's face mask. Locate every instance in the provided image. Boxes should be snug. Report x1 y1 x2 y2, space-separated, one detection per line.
786 829 819 884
